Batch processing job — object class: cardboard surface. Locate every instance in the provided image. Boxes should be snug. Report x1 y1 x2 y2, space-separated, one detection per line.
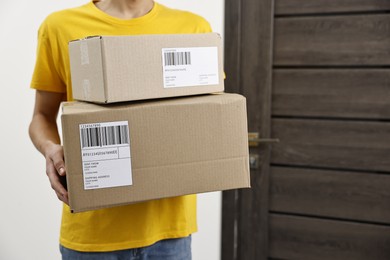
69 33 224 103
61 93 250 213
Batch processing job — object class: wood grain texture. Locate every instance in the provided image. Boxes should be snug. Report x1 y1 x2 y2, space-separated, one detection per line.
272 69 390 119
271 119 390 172
236 0 274 258
222 1 241 259
223 0 241 95
221 190 238 260
274 14 390 66
275 0 390 15
270 166 390 223
270 214 390 260
222 0 274 259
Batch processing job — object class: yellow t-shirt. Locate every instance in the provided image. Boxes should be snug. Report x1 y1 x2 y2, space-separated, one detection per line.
31 1 212 252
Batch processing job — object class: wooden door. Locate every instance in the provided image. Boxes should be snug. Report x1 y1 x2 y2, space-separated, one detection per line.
222 1 390 259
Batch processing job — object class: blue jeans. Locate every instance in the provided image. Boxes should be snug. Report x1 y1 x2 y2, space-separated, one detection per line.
60 236 191 260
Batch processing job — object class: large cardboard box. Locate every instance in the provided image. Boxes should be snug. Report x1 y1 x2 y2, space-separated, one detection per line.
61 93 250 213
69 33 224 103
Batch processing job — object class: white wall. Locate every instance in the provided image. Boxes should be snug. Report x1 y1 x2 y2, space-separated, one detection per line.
0 1 224 259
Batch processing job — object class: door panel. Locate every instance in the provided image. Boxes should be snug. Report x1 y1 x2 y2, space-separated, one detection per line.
270 166 390 223
273 69 390 119
271 119 390 172
275 0 390 15
274 15 390 66
270 214 390 260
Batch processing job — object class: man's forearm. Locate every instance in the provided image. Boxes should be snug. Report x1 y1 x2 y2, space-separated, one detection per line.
29 113 61 156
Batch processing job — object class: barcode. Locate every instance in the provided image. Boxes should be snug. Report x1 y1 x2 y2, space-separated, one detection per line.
80 125 129 148
164 51 191 66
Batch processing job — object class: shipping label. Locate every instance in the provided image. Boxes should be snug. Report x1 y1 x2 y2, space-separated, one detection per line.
79 121 132 190
162 47 219 88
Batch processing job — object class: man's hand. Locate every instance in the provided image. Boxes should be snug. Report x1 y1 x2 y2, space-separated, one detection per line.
29 90 69 204
44 142 69 204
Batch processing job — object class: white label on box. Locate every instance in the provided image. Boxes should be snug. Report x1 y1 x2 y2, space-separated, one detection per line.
79 121 132 190
162 47 219 88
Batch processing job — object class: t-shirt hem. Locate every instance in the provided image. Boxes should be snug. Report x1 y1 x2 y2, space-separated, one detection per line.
30 84 66 93
59 228 197 252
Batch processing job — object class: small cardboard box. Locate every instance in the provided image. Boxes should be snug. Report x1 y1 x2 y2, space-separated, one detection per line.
69 33 224 103
61 93 250 213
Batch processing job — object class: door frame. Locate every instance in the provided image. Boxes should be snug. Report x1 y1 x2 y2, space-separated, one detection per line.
222 0 275 259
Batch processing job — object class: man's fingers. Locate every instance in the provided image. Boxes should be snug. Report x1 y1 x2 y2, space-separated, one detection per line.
55 190 69 205
44 144 69 204
46 161 69 205
58 167 66 176
50 149 66 176
46 163 64 193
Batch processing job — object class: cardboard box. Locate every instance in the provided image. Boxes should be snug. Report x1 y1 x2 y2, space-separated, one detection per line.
69 33 224 103
61 93 250 213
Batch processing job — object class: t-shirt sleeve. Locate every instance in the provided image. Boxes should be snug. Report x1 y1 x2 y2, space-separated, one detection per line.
200 19 212 33
30 20 66 93
195 15 213 33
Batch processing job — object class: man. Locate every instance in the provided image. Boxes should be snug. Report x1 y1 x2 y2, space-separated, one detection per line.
29 0 212 259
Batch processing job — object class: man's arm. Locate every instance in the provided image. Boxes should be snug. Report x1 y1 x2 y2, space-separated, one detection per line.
29 90 69 204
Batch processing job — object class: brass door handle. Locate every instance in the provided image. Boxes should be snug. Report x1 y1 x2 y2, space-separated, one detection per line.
248 132 279 147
